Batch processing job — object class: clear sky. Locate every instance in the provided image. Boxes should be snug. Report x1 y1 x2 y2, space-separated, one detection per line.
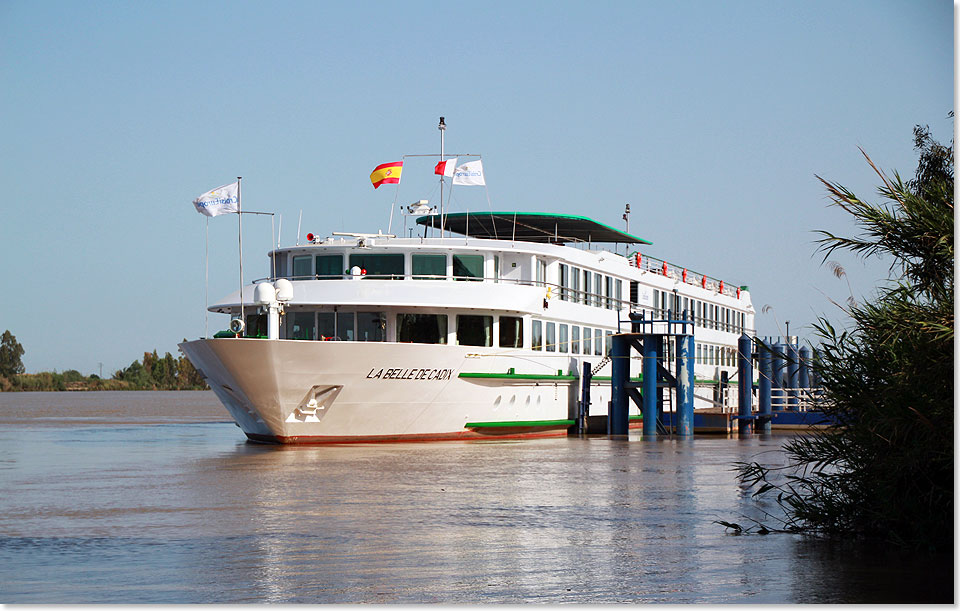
0 0 952 375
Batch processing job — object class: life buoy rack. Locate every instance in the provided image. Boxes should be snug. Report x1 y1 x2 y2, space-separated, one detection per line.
635 252 642 267
701 275 707 289
662 261 668 275
719 280 724 293
682 268 687 283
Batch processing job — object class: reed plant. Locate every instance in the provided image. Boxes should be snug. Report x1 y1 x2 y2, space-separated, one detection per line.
736 125 954 552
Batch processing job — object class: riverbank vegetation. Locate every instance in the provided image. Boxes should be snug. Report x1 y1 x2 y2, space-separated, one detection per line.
737 123 954 552
0 334 208 391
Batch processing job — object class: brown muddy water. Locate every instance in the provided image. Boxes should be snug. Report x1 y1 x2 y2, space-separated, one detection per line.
0 391 952 603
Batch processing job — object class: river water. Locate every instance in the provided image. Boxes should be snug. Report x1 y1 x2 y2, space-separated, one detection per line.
0 391 951 603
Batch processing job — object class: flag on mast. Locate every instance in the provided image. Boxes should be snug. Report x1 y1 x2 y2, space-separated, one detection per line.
370 161 403 189
193 181 240 217
452 160 485 186
434 157 457 177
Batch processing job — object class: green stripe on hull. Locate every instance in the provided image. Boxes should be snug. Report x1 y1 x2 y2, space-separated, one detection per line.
465 419 576 428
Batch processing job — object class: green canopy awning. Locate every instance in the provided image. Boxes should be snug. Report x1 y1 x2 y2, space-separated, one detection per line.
415 212 652 245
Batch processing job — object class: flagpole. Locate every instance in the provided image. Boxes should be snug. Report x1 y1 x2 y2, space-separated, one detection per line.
237 176 244 332
205 216 209 338
438 116 445 238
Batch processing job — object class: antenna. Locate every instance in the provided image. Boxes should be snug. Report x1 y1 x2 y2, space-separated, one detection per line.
296 209 302 246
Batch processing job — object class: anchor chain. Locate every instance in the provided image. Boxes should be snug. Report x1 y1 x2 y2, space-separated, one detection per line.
590 356 611 376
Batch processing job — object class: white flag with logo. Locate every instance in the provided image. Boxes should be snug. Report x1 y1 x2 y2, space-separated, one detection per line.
193 181 239 217
452 160 485 186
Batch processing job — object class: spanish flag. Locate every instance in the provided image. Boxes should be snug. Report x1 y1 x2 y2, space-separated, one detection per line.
370 161 403 189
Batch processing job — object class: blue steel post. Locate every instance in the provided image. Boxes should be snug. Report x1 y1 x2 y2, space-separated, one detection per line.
642 334 660 437
578 361 592 434
676 334 695 436
798 346 810 409
757 341 772 433
608 335 630 436
772 342 785 411
787 343 799 410
737 334 753 436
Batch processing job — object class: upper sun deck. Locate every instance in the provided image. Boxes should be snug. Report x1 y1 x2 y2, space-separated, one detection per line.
414 211 653 245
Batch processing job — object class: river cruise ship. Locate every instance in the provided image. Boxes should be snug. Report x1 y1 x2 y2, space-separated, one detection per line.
179 211 754 443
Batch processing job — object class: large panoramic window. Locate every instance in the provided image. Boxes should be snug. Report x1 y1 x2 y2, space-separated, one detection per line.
349 253 404 279
292 255 312 279
356 312 386 341
315 254 343 279
245 313 267 338
287 312 315 340
457 315 492 347
318 312 355 341
412 254 446 279
499 316 522 348
453 254 484 281
397 313 447 344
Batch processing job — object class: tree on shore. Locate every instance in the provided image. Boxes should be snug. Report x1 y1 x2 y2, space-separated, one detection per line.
0 331 25 378
737 123 953 552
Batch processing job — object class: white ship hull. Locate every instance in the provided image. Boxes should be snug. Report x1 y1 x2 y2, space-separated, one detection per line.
179 338 615 443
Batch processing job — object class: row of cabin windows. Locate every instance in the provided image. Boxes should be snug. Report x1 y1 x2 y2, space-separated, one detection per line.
290 253 629 311
277 311 739 366
556 263 624 310
290 253 488 281
284 311 524 348
652 289 746 333
696 343 738 367
530 320 614 356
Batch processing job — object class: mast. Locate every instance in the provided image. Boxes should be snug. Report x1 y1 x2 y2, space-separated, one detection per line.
438 116 445 238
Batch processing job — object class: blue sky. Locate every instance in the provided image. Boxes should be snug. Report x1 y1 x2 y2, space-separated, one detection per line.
0 0 952 374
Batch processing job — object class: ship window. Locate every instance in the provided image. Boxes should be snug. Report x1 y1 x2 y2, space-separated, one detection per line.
536 259 547 287
615 279 622 310
494 256 500 283
318 312 335 339
594 274 603 308
272 253 287 279
583 270 591 305
349 253 404 279
559 264 568 300
412 254 446 279
244 313 267 338
397 313 447 344
292 255 312 279
559 324 568 353
357 312 385 341
453 254 484 281
605 276 613 309
594 328 603 356
571 326 580 354
315 254 344 279
457 315 492 346
604 331 612 356
570 267 580 304
288 312 315 340
338 312 355 341
532 320 543 351
582 327 592 355
545 322 556 352
499 316 522 348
